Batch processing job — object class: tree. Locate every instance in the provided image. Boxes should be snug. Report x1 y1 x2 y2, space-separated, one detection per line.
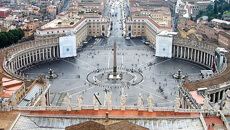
0 33 8 47
207 4 213 11
0 28 25 48
6 32 15 45
17 28 25 39
214 0 218 14
9 30 19 42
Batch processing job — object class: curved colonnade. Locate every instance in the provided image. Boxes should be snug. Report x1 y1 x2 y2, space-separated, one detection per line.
2 37 230 106
3 38 60 79
173 42 215 69
173 41 230 106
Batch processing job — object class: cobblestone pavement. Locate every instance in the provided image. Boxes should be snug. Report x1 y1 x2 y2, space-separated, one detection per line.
23 37 208 107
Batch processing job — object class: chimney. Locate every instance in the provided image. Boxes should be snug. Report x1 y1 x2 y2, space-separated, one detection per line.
105 112 109 122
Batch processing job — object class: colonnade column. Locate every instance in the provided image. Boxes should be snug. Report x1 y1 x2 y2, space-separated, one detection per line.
173 46 176 57
177 46 179 57
213 93 216 103
23 56 26 67
197 50 200 63
184 47 186 59
42 49 45 60
218 91 221 102
200 51 203 63
39 49 41 61
188 48 190 59
194 50 197 62
49 47 52 59
29 52 32 64
57 46 59 57
53 46 56 58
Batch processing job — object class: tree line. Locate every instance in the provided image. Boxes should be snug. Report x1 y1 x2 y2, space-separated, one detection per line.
196 0 230 21
0 28 25 48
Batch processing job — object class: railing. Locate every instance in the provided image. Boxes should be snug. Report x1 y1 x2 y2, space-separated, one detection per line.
12 105 214 114
199 113 208 130
218 110 230 130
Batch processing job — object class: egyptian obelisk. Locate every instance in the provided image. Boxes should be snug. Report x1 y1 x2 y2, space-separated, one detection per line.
113 41 117 77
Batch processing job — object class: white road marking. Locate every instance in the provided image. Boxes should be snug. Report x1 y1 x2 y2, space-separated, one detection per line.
122 55 123 66
60 84 87 93
70 86 96 97
108 55 110 68
133 86 173 103
62 59 92 71
76 58 98 69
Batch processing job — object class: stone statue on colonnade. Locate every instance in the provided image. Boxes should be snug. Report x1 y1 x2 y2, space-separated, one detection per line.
40 94 46 107
174 95 180 109
203 96 209 110
106 91 112 110
147 94 154 112
120 93 126 110
76 94 83 110
64 93 71 111
138 93 144 110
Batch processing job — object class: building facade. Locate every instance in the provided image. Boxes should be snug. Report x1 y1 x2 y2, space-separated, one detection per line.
125 17 172 47
35 16 109 47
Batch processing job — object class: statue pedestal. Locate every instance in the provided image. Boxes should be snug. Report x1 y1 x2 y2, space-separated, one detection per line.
121 106 125 111
148 107 153 112
138 106 144 111
107 105 112 110
77 106 81 111
108 74 121 80
94 105 99 110
66 107 71 111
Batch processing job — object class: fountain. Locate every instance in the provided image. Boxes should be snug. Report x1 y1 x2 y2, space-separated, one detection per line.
46 69 57 79
172 69 185 79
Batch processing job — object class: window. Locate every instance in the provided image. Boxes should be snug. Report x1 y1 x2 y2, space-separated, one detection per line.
128 25 131 31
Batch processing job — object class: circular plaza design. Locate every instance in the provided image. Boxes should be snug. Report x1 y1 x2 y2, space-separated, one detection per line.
86 67 143 87
23 37 208 107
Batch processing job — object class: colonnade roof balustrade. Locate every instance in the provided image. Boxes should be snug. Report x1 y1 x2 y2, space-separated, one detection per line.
184 50 230 90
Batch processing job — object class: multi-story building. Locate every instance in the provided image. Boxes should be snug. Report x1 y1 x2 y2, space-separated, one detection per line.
22 22 36 38
1 77 25 105
177 20 196 38
125 17 172 47
196 22 218 40
132 7 171 27
218 31 230 48
35 13 109 46
190 1 213 18
211 19 230 30
0 8 11 18
46 5 57 19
